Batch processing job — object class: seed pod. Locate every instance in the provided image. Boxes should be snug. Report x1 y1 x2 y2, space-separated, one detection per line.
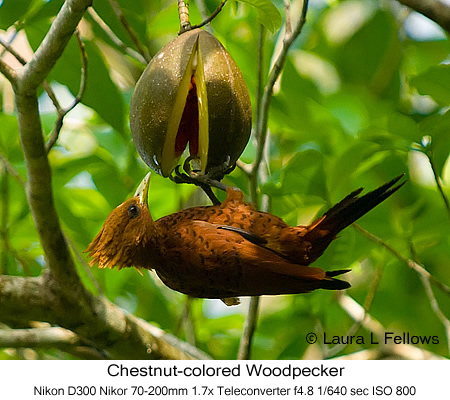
130 28 252 177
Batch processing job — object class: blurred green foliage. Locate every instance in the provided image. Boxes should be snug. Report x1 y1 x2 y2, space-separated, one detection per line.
0 0 449 360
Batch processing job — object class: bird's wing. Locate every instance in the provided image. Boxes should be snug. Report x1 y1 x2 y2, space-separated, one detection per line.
157 220 347 299
217 225 268 245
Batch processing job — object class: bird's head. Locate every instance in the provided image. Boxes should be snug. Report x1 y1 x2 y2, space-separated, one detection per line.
86 172 156 271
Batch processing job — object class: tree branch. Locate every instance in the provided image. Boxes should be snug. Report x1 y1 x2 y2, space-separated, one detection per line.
0 326 83 348
15 89 81 287
354 224 450 296
0 327 106 359
251 0 309 177
0 274 211 360
17 0 93 92
396 0 450 33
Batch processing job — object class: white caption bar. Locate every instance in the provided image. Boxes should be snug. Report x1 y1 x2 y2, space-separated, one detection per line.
0 360 447 399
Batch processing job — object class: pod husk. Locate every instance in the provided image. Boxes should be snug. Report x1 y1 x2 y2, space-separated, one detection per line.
130 29 252 177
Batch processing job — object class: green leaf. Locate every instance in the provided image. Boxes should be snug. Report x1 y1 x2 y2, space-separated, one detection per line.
66 40 127 134
419 110 450 177
280 150 328 199
0 114 22 162
25 19 126 134
335 10 401 97
22 0 65 26
410 64 450 106
0 0 32 29
237 0 282 32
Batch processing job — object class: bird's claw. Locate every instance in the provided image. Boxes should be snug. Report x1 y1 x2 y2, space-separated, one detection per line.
182 155 234 187
221 297 241 306
170 156 236 205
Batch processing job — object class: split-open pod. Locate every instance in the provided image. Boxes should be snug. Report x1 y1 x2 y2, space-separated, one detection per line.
130 28 252 177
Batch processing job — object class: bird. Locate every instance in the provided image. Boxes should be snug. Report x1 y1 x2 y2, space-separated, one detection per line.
86 173 404 305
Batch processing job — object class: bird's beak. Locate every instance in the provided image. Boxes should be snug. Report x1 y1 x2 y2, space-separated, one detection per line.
134 172 151 206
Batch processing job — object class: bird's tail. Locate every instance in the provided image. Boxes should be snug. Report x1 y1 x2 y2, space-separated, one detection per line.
303 175 405 264
320 174 405 234
320 269 351 290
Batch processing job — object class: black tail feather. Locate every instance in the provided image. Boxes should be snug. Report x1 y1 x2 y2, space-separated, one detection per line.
321 174 405 235
314 269 351 291
326 269 351 278
321 278 351 290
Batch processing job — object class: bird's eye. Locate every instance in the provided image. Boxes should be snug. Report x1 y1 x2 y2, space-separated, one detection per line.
127 204 141 219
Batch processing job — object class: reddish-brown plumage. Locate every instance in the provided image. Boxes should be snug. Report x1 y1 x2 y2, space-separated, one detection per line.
86 174 404 304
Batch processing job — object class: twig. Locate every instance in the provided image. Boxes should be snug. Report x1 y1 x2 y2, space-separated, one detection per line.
284 0 292 36
174 297 197 346
354 224 450 354
0 153 25 188
0 36 27 64
0 153 25 186
0 31 19 83
178 0 192 34
395 0 450 33
237 296 260 359
193 0 213 33
251 0 309 177
354 224 450 296
191 1 227 30
0 29 18 58
335 343 445 360
18 0 93 92
427 152 450 219
64 232 103 296
336 294 386 336
418 270 450 355
409 242 450 355
249 25 266 205
237 25 267 359
0 57 16 84
236 160 252 177
0 35 69 134
237 2 310 360
325 265 385 358
46 30 88 152
0 166 8 274
107 0 151 62
0 35 69 124
87 7 147 64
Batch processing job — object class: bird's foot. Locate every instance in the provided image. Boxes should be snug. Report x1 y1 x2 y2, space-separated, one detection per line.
221 297 241 306
170 156 236 205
